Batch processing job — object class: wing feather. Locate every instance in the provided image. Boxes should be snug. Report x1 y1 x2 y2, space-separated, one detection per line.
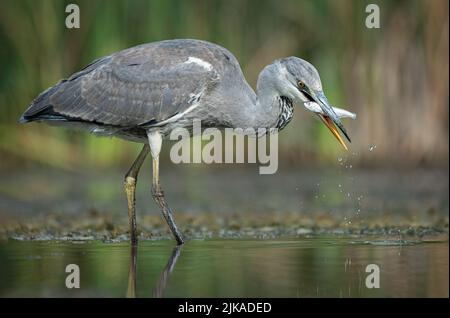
22 42 220 127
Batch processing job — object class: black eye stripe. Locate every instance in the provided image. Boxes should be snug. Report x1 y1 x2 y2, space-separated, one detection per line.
301 89 315 102
296 80 314 102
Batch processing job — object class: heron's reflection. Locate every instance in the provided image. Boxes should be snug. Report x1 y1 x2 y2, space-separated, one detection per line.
126 245 138 298
152 245 182 297
126 244 182 298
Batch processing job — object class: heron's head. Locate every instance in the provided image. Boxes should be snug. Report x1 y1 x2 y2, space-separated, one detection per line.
271 57 356 150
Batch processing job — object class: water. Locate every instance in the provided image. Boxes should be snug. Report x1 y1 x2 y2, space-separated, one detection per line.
0 167 447 297
0 238 447 297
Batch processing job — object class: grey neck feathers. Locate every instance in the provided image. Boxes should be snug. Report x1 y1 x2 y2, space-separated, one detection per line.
250 63 294 130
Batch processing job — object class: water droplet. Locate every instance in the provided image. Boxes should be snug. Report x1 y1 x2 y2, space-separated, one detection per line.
338 184 342 188
338 157 343 162
369 144 377 152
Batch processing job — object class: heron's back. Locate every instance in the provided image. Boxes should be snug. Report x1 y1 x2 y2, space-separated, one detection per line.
20 39 253 140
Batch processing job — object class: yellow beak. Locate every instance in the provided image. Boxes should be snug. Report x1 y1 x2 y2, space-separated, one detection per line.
319 114 348 151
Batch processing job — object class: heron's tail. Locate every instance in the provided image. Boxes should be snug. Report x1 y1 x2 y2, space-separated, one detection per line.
19 81 65 123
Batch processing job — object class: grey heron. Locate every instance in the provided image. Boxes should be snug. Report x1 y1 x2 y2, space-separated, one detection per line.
19 39 356 245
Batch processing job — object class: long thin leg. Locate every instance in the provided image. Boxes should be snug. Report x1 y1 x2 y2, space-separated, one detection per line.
151 155 184 245
124 144 150 245
147 130 184 245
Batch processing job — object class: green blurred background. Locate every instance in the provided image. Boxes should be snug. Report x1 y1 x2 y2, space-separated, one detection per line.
0 0 448 171
0 2 448 299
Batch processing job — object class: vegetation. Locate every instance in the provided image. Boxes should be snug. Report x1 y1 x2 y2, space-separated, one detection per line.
0 0 448 171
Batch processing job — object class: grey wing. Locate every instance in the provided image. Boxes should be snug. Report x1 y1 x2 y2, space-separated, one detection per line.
21 46 219 127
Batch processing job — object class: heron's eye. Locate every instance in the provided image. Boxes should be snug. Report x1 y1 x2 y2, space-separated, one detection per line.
297 81 305 89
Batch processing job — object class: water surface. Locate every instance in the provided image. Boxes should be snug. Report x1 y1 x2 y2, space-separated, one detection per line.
0 238 447 297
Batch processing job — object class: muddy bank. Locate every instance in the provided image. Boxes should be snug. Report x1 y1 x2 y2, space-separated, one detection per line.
1 210 447 242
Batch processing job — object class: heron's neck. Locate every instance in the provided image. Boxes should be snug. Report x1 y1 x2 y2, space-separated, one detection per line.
250 69 294 130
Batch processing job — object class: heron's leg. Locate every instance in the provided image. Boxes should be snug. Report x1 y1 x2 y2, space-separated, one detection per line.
148 131 184 245
151 155 184 245
124 144 150 245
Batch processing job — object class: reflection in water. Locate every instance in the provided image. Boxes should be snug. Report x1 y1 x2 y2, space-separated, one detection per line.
152 245 182 298
126 245 137 298
126 244 182 298
0 239 447 297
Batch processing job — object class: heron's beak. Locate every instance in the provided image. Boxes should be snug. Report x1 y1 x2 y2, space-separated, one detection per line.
318 114 348 150
312 91 351 151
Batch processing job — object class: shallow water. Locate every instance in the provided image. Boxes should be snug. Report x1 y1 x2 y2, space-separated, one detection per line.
0 238 447 297
0 167 448 297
